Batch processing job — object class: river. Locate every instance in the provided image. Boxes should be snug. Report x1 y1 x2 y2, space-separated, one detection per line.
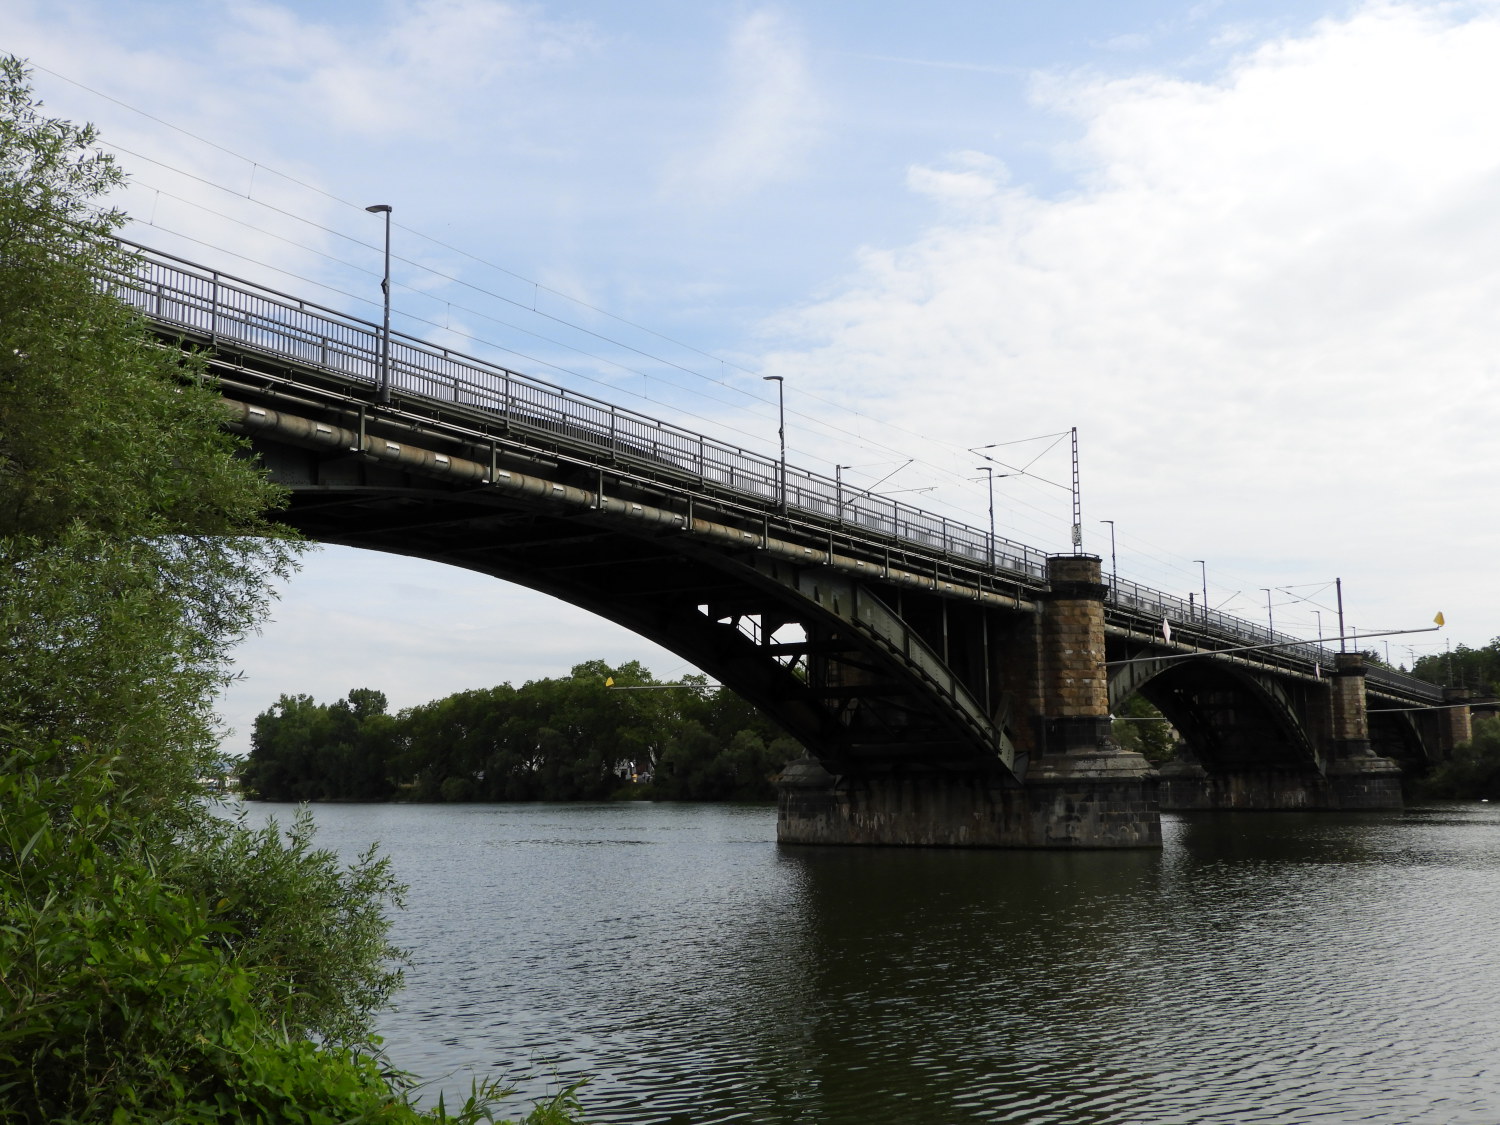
242 800 1500 1123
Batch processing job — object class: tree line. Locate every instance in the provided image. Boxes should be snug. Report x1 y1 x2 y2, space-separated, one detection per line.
240 661 804 804
1412 638 1500 696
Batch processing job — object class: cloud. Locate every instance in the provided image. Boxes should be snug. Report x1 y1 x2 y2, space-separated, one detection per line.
663 8 822 202
906 151 1011 210
218 0 593 138
757 1 1500 639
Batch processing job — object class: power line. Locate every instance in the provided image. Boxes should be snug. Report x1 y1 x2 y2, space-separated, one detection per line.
27 57 1196 560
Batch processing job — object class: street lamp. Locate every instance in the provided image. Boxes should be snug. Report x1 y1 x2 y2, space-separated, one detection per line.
1100 519 1117 592
365 204 392 404
1193 560 1207 623
762 376 785 510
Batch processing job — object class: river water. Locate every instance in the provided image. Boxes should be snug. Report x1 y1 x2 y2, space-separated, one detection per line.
244 800 1500 1123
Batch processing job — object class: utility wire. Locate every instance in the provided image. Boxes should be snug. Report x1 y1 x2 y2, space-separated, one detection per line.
31 58 1114 550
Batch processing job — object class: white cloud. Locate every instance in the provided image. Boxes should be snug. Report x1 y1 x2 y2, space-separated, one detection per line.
906 151 1011 210
663 8 822 202
218 0 592 138
758 2 1500 643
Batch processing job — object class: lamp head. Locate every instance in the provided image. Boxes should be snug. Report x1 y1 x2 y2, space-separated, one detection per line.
365 204 392 214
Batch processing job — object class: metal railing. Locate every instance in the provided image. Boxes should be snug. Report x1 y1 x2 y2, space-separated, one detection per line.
107 241 1442 702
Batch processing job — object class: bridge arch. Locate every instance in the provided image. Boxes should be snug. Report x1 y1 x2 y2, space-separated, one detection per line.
1109 652 1321 774
244 408 1025 779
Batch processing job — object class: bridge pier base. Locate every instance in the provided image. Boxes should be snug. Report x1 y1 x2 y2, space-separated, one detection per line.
1323 756 1404 808
1326 653 1403 808
1157 761 1399 810
776 757 1159 849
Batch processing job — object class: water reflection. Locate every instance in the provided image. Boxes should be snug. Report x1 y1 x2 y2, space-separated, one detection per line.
246 801 1500 1124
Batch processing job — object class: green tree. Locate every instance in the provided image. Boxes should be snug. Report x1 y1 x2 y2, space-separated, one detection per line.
244 660 804 804
1113 695 1176 764
0 55 297 821
0 58 555 1120
1416 717 1500 801
1413 639 1500 695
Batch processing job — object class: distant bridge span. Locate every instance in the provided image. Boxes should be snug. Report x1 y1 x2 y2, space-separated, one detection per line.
116 242 1469 847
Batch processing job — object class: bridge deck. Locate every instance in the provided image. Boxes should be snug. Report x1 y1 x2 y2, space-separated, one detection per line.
111 240 1443 707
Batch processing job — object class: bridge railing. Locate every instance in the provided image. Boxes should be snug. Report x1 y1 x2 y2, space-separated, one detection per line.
109 241 1442 700
111 241 1052 583
1109 575 1336 664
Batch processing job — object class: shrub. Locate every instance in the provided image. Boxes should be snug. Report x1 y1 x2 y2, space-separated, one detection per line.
1416 717 1500 801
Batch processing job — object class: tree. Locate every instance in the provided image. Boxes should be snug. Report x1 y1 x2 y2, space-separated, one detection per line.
0 58 539 1121
0 55 298 819
1416 717 1500 801
243 659 803 803
1112 695 1176 764
1413 640 1500 695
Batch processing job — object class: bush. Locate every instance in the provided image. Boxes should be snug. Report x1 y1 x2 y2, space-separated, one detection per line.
1416 717 1500 801
0 740 585 1123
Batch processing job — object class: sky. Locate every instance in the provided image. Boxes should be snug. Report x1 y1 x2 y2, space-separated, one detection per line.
4 0 1497 754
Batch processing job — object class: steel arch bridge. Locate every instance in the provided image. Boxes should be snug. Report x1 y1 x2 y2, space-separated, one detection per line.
112 241 1461 845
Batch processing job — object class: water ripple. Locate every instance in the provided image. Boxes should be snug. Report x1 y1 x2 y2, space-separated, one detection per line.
237 799 1500 1124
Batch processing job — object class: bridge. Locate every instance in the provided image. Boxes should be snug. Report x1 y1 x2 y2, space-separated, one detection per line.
114 242 1471 848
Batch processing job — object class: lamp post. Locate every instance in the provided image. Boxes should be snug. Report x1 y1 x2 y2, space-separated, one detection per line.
1193 560 1207 623
1100 519 1117 593
365 204 392 404
762 376 785 510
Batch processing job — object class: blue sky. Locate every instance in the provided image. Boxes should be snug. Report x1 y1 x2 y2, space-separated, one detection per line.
5 0 1497 753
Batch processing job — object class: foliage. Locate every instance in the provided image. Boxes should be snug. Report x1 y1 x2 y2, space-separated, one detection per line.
173 806 409 1045
1412 639 1500 696
242 662 801 803
0 55 298 825
0 58 588 1122
0 741 575 1124
1112 694 1177 764
1414 718 1500 801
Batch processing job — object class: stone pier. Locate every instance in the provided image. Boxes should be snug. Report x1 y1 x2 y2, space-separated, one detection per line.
1324 652 1403 808
1438 687 1474 758
777 555 1160 849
